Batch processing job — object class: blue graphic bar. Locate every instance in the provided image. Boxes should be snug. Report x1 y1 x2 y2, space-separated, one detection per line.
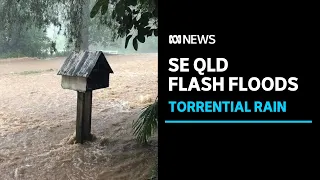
165 120 312 124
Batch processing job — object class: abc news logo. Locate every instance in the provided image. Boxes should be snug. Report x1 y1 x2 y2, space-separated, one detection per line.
169 35 215 44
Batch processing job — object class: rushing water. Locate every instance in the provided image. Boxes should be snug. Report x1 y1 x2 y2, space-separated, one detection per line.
0 54 158 179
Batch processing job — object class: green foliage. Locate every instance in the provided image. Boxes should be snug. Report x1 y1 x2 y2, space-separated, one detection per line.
90 0 158 51
0 26 51 58
0 0 157 54
132 37 138 51
89 5 120 49
133 98 158 144
0 0 55 57
91 0 110 17
0 0 96 51
90 0 158 144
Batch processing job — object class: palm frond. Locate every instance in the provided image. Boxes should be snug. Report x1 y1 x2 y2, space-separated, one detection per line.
133 98 158 144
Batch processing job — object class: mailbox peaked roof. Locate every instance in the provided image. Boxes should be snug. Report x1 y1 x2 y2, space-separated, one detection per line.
57 50 113 78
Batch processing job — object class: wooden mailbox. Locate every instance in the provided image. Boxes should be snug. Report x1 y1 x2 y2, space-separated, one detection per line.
57 50 114 143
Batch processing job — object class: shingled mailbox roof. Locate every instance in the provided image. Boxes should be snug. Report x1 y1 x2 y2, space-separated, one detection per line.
57 50 113 77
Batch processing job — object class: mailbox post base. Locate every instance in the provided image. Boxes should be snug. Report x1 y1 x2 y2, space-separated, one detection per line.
76 91 92 143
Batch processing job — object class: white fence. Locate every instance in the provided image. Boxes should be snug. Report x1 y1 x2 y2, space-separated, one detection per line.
104 50 119 55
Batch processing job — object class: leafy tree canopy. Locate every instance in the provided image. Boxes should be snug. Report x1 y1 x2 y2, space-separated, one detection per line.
90 0 158 50
0 0 158 52
1 0 96 51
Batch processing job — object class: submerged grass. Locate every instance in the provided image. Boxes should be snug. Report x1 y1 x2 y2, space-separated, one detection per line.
148 157 158 180
18 69 55 75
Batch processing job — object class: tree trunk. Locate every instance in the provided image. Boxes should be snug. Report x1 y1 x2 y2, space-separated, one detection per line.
80 0 90 50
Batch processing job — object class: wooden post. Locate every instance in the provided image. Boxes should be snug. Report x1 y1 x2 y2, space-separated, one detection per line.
76 91 92 143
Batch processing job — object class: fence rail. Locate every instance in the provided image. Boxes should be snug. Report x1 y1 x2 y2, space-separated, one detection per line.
103 50 119 55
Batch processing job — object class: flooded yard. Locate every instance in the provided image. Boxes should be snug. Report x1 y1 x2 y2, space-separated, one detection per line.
0 54 158 180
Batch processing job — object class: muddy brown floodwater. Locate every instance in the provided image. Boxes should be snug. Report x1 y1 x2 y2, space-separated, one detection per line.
0 54 158 180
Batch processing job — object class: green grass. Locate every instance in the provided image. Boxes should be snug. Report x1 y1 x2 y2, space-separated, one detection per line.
0 51 70 60
18 69 55 75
